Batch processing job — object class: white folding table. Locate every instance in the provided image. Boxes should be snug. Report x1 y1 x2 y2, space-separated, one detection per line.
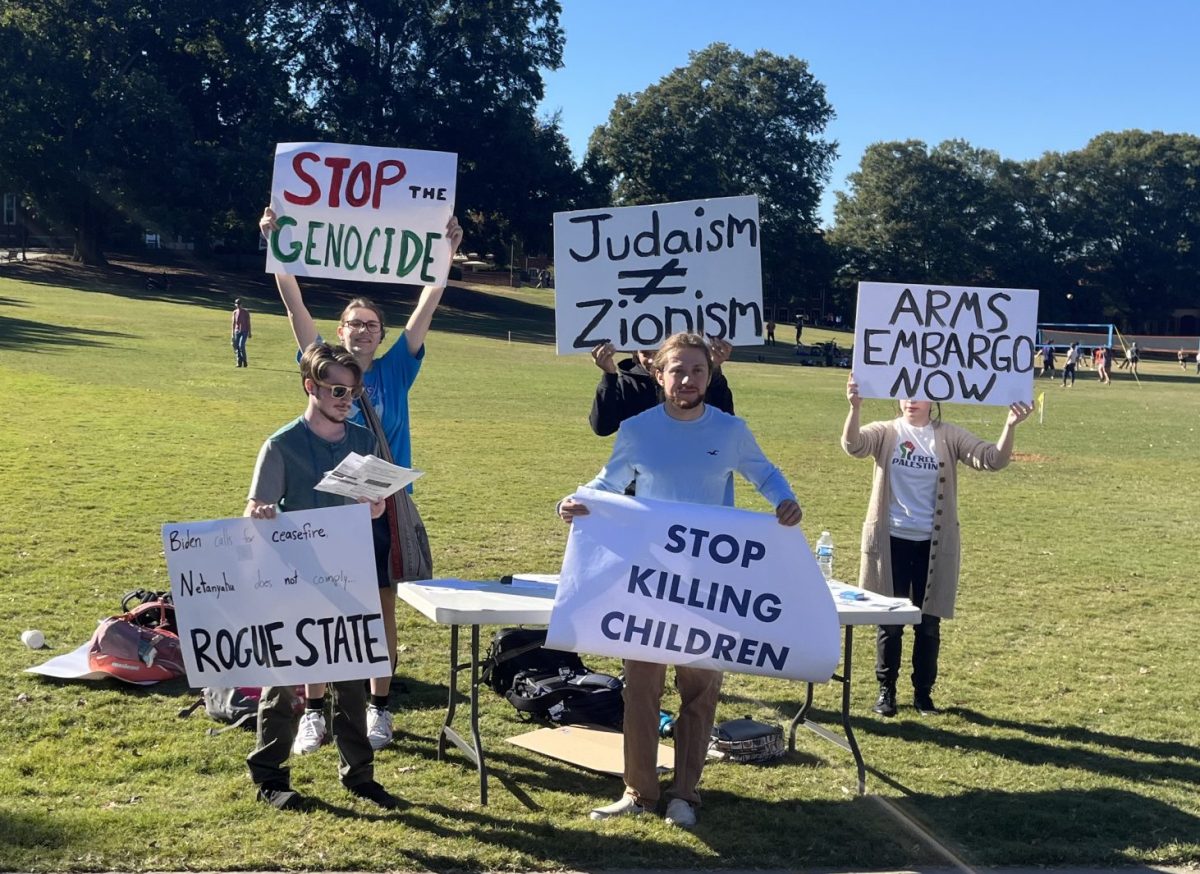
398 575 919 802
395 576 558 804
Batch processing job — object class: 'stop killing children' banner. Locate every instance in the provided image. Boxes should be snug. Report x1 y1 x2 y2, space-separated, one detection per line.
547 488 840 682
853 281 1039 405
552 195 764 355
265 142 458 286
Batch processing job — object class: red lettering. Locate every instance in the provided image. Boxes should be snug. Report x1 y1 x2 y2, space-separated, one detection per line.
373 160 407 208
346 161 371 207
284 152 321 206
323 157 352 208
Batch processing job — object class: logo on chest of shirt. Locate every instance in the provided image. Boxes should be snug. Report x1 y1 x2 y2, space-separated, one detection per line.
893 440 937 471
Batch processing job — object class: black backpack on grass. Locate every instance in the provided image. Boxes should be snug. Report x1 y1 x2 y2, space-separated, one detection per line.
481 627 623 728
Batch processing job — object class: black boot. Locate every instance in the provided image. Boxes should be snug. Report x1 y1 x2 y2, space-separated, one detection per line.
913 689 940 714
872 683 897 717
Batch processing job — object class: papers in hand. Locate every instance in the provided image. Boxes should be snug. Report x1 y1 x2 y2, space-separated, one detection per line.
315 453 423 501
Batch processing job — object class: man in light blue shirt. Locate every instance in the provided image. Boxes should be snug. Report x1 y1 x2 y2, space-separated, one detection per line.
559 332 801 829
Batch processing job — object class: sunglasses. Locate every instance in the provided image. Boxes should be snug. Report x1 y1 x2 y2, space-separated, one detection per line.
317 382 363 400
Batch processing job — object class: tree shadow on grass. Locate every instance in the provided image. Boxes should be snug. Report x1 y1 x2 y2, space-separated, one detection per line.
854 706 1200 785
0 314 136 352
874 786 1200 867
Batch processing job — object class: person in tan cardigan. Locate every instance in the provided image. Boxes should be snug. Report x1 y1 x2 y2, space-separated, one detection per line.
842 374 1031 716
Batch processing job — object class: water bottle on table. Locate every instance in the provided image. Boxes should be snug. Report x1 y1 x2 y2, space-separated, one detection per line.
815 530 835 581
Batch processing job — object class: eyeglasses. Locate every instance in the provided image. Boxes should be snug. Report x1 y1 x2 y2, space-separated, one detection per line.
341 319 382 333
317 382 364 400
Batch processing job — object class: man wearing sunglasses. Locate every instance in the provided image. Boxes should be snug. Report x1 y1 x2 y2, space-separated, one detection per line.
260 206 464 755
244 342 399 812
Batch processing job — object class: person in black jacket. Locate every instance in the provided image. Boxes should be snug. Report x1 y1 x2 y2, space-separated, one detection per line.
588 339 735 437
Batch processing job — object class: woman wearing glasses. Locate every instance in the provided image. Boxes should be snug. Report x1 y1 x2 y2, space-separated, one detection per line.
259 207 463 756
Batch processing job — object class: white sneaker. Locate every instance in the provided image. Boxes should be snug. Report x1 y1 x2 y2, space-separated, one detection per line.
366 705 394 750
665 798 697 829
589 794 649 820
292 711 326 755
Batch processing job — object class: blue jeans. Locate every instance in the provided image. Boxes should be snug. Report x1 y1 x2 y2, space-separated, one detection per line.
233 331 248 366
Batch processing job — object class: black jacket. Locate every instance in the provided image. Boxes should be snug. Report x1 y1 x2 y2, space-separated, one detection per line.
588 357 735 436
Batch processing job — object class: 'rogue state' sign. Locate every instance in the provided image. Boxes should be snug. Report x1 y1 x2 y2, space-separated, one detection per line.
552 196 764 354
161 504 386 688
853 281 1039 405
265 141 458 286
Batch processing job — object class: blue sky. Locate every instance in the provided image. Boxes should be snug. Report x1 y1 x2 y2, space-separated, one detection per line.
539 0 1200 227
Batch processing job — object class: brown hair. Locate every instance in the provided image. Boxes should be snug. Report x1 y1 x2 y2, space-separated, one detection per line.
299 341 363 392
340 297 387 339
652 332 713 375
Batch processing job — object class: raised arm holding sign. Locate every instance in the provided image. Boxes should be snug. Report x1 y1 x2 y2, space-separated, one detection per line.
841 371 1031 718
260 158 462 747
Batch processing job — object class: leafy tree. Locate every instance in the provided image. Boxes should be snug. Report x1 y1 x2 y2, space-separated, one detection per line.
268 0 573 257
1031 131 1200 326
584 43 837 297
831 139 1039 286
0 0 295 264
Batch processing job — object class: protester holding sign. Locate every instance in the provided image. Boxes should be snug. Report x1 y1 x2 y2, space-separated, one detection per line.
559 331 802 830
588 338 736 436
841 373 1032 718
244 342 398 811
260 206 462 753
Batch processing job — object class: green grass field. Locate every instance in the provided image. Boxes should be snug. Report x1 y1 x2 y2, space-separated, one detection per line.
1 258 1198 871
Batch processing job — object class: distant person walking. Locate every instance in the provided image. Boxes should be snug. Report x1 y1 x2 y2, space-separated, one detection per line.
1062 342 1081 388
1040 344 1056 379
1094 347 1110 384
1128 342 1140 376
231 299 251 368
766 319 776 346
1179 349 1187 370
795 316 804 345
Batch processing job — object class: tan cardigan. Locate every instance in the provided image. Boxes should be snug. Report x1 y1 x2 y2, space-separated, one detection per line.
842 418 1009 619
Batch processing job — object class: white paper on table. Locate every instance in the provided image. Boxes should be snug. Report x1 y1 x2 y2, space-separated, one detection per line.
315 453 423 501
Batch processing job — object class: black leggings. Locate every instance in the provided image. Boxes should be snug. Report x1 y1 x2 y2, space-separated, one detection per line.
875 536 941 692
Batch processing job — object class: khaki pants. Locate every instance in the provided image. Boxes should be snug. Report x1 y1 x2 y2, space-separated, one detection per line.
621 659 722 807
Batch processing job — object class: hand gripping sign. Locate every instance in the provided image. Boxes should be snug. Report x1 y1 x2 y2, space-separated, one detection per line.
265 141 458 286
547 488 839 682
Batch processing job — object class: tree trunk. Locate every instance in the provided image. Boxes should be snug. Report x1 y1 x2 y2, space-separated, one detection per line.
72 194 107 266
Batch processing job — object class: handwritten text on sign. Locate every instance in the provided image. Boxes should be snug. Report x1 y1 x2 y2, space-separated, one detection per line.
853 281 1039 405
265 141 457 286
161 504 386 687
552 196 764 354
546 488 839 682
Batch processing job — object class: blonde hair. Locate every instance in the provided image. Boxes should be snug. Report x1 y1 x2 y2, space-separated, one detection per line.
652 332 713 374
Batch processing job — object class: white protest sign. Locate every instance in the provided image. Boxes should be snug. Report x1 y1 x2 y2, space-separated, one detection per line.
546 487 839 682
265 141 457 285
161 504 387 687
552 195 764 355
853 281 1039 405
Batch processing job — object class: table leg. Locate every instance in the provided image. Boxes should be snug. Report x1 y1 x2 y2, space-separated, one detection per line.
437 624 460 760
789 625 868 795
437 623 490 804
